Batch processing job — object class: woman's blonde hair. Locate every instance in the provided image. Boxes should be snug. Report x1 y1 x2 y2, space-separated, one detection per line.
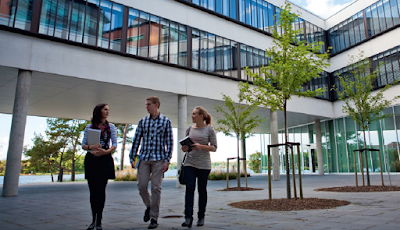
195 106 212 126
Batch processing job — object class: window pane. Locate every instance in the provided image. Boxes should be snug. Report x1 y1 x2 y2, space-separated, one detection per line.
268 3 274 33
54 0 71 39
109 3 123 51
201 0 208 8
390 0 400 25
384 0 393 28
365 7 373 37
239 0 245 23
348 17 355 46
208 33 216 72
223 38 231 77
200 31 208 71
385 51 394 83
393 48 400 81
245 0 251 25
126 8 139 55
382 107 399 172
159 19 169 62
215 36 224 74
371 4 380 35
263 1 268 32
358 12 366 40
335 118 348 172
39 0 57 36
338 23 345 51
14 0 33 30
377 0 387 31
257 0 263 30
97 0 112 49
240 44 247 80
251 0 257 28
192 28 200 69
208 0 214 11
149 15 160 60
68 1 85 43
231 41 238 78
138 11 150 57
223 0 230 16
216 0 222 14
192 0 200 5
83 0 99 46
230 0 236 20
247 46 253 74
353 14 360 44
169 22 179 64
343 20 350 49
178 25 188 66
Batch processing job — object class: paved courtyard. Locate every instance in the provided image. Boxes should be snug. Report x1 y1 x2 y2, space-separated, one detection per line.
1 173 400 230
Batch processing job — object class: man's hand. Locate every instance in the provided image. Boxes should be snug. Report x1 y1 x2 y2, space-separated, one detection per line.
131 161 136 169
162 162 169 173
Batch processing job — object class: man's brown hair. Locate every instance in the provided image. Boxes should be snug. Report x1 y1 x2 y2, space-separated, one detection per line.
146 96 161 108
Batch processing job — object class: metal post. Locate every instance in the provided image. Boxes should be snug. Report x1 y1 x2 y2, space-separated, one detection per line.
354 150 358 187
244 159 248 187
268 146 272 200
365 149 371 186
377 150 384 186
360 151 365 186
297 145 303 199
290 145 297 199
226 159 229 188
381 149 392 187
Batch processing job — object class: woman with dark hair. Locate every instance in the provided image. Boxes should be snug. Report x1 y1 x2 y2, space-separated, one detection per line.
82 104 117 230
181 106 217 228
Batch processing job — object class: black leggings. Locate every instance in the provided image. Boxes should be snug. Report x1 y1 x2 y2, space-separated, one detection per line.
88 178 108 222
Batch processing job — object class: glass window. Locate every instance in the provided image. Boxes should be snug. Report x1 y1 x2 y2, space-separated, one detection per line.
251 0 257 28
69 1 86 43
329 28 336 54
223 0 230 16
13 0 33 30
384 0 393 28
390 0 400 26
369 120 384 172
159 19 169 62
216 0 222 14
345 117 358 172
239 0 245 23
257 0 263 30
208 0 215 11
371 4 380 35
230 0 237 20
268 3 274 33
245 0 251 26
240 44 247 80
358 11 366 40
83 0 100 46
338 23 345 51
348 17 355 46
378 53 388 85
215 36 224 74
192 28 200 69
247 46 253 74
385 51 394 83
39 0 57 36
97 0 112 48
276 7 281 36
109 3 123 51
192 0 200 5
200 31 208 71
394 106 400 171
149 15 160 60
365 7 373 37
0 0 14 26
343 20 350 49
353 14 361 44
138 12 150 57
393 48 400 81
335 118 348 172
208 33 216 72
126 8 139 55
231 41 238 78
262 1 269 32
377 0 387 31
201 0 208 8
223 38 232 77
169 21 179 64
178 25 188 67
382 107 400 172
253 47 259 75
54 0 71 39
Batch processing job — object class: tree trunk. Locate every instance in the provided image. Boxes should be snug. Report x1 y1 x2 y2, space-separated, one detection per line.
50 166 54 182
241 138 246 174
121 124 128 170
58 150 64 182
284 100 291 199
71 140 77 181
237 137 241 188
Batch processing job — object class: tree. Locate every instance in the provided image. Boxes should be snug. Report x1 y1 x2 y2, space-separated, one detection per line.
240 2 330 199
214 89 266 187
249 152 261 173
46 118 88 181
24 134 66 182
115 123 134 170
334 51 400 185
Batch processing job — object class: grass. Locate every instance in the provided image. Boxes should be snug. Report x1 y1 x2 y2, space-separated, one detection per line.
208 169 250 180
114 168 137 181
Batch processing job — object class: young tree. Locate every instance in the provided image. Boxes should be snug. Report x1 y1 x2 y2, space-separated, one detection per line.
240 2 330 199
249 151 262 173
214 89 266 187
115 123 134 170
335 51 400 185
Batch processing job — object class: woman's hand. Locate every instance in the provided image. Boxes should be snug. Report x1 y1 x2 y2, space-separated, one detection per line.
191 143 203 151
91 148 108 157
181 145 189 152
91 143 101 150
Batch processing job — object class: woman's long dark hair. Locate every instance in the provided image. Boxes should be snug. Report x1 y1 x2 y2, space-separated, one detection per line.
91 103 108 126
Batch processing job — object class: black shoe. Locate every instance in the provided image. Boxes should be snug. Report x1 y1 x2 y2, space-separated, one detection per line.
181 218 193 228
95 225 102 230
197 218 204 226
144 207 150 222
87 222 95 230
148 219 158 229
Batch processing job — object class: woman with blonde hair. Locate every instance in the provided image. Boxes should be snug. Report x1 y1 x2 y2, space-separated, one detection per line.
181 106 217 228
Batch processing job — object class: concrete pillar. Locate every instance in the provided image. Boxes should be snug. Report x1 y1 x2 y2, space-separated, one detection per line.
3 70 32 197
315 119 324 175
176 95 187 188
270 110 280 181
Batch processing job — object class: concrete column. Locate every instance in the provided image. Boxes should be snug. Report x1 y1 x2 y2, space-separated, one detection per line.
315 119 324 175
3 70 32 197
270 110 280 181
176 95 187 188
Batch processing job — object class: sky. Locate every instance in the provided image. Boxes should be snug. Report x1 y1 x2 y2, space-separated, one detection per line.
290 0 356 19
0 0 356 164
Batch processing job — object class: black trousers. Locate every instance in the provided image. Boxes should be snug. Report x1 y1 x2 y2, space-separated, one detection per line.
184 166 210 219
88 178 108 222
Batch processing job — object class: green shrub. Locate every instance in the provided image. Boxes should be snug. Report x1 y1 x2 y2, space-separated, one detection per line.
208 169 250 180
249 152 261 173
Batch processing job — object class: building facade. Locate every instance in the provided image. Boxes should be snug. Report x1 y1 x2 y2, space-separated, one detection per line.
1 0 400 194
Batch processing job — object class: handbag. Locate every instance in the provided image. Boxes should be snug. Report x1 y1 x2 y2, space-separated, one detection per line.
178 153 187 184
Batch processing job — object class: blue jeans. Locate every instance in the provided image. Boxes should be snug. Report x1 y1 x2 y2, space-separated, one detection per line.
184 166 210 219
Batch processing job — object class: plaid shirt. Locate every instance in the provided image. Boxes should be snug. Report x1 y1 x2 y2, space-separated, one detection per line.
129 113 173 163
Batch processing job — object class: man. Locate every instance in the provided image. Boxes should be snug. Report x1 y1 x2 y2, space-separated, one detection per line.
130 96 173 229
